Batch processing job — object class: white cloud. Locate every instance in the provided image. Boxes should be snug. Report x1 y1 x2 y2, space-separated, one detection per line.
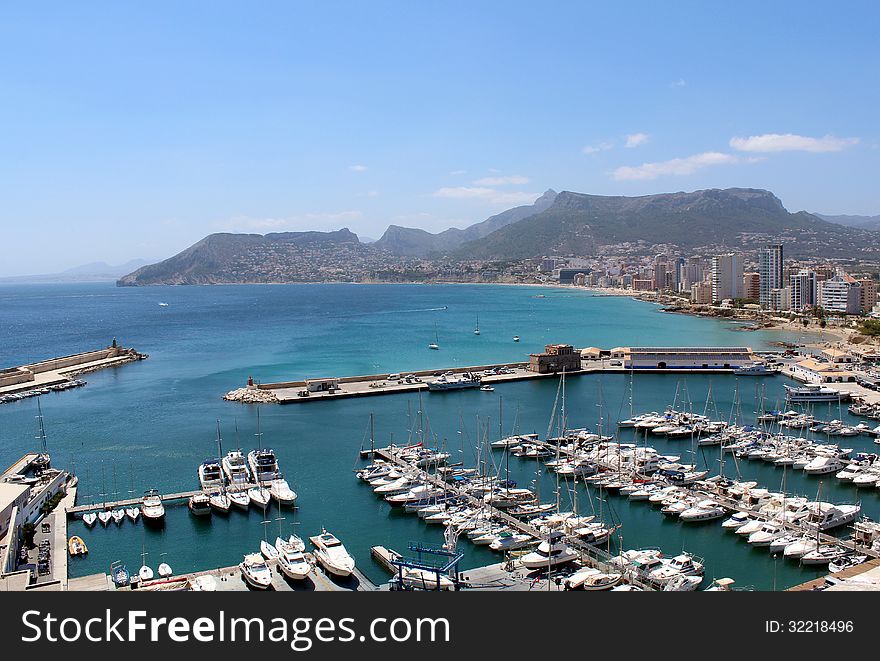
449 169 467 175
729 133 859 153
611 151 748 181
625 133 649 148
365 190 379 198
472 175 530 186
348 164 368 172
432 186 540 206
220 211 364 232
669 78 686 88
582 142 613 154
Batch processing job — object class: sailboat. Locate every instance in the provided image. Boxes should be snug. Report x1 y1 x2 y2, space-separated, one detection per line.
138 546 153 582
428 323 440 350
474 314 481 335
209 421 232 513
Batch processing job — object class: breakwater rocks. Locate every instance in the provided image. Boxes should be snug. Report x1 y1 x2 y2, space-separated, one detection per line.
223 387 279 404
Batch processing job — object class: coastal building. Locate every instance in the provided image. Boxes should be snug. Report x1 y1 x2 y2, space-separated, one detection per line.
632 279 654 292
743 272 760 300
769 287 791 312
711 253 744 302
858 278 878 313
790 358 855 383
821 348 854 364
557 268 589 285
817 274 861 314
528 344 581 374
789 270 817 311
690 281 713 305
759 243 784 308
612 346 755 370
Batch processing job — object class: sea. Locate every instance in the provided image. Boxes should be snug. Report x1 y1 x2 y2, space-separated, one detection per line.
0 282 876 590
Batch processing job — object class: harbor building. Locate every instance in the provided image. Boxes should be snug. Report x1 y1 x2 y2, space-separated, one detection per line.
790 358 856 383
528 344 582 374
821 348 854 364
759 243 784 308
610 346 755 370
711 253 744 302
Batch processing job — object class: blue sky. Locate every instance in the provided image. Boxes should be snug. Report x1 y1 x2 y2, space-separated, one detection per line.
1 1 878 275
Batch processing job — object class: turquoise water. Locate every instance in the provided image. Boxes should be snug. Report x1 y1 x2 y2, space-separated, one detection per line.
0 282 875 590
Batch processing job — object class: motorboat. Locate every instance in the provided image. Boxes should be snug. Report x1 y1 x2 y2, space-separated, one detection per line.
721 512 751 530
802 502 861 531
110 562 130 588
198 460 224 490
125 507 140 522
748 522 786 546
734 362 776 376
158 563 173 578
427 373 481 391
188 492 212 516
248 485 272 507
801 544 848 566
276 540 312 581
704 577 737 591
270 478 298 505
648 554 704 585
663 575 703 591
67 536 88 556
222 450 251 487
679 499 726 522
783 536 820 559
480 385 495 392
141 489 165 521
768 533 802 555
248 449 280 484
399 567 455 590
260 539 279 561
209 491 232 513
803 456 845 475
519 532 578 569
784 384 845 402
239 553 273 589
829 553 869 574
309 530 356 578
563 567 600 589
228 489 251 510
82 512 97 527
489 532 534 552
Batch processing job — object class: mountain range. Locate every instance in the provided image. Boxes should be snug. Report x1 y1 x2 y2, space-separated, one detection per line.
117 187 880 285
815 213 880 232
0 259 150 284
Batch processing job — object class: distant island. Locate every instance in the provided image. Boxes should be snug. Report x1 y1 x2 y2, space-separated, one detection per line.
117 187 880 286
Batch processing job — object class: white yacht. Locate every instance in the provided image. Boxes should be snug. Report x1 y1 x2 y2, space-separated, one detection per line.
784 384 845 402
222 450 251 487
239 553 273 589
721 512 751 530
260 539 279 561
247 449 280 484
801 544 848 566
138 565 154 582
270 478 298 505
276 538 312 581
648 554 704 585
188 492 212 516
98 510 112 526
125 506 140 522
489 532 535 552
802 502 861 531
747 522 786 546
803 456 845 475
82 512 97 527
141 490 165 522
198 460 224 490
519 532 579 570
111 509 125 525
309 530 356 578
783 536 820 559
679 499 726 522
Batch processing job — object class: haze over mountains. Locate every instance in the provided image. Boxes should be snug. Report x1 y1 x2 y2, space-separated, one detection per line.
815 213 880 232
0 259 150 284
117 187 880 286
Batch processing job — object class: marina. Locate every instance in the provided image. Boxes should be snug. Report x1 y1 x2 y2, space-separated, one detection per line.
3 282 880 592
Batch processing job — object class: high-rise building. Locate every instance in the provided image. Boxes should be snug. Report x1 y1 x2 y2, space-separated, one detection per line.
759 243 784 308
789 270 817 311
769 287 791 312
711 253 744 302
743 272 760 300
858 279 878 313
690 281 713 305
817 274 861 314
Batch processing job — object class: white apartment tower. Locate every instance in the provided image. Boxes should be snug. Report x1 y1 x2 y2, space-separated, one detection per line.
760 243 784 308
711 253 744 302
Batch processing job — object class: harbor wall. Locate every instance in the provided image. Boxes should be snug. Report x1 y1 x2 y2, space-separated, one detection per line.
255 362 529 390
